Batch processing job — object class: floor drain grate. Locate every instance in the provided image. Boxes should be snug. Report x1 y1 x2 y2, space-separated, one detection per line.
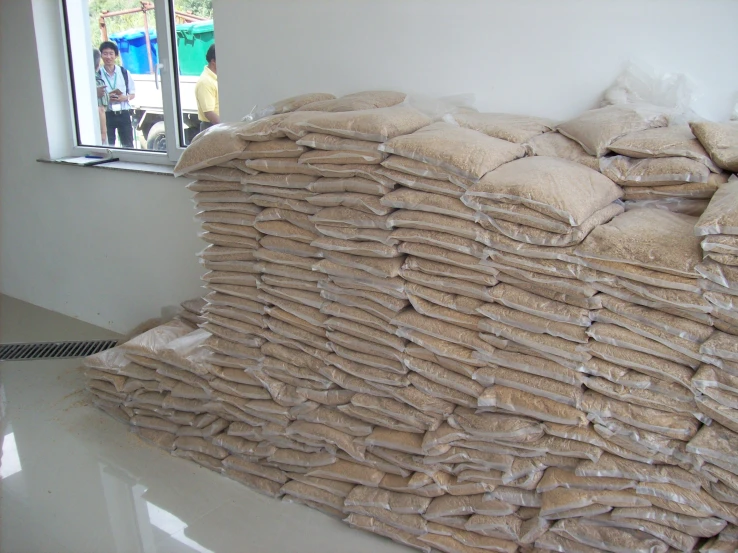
0 339 118 361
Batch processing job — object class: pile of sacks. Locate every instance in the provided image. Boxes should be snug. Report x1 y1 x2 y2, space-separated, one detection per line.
83 90 738 553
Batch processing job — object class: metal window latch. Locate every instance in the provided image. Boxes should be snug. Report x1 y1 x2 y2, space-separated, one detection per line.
155 63 164 89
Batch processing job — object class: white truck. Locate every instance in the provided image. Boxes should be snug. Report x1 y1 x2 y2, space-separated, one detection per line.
130 73 201 150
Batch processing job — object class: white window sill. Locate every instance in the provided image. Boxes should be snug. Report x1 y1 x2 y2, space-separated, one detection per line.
38 158 174 176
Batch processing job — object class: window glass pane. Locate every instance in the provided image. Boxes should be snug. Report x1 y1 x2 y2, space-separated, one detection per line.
67 0 169 151
170 0 214 148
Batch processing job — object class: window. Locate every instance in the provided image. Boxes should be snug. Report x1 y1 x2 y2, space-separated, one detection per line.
61 0 214 163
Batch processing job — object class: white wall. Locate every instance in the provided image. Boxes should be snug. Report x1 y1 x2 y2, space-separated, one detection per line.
2 0 738 333
216 0 738 123
0 0 204 333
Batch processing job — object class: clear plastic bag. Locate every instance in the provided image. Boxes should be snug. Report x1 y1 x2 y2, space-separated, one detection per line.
309 207 392 230
690 121 738 173
249 194 321 215
447 407 544 443
601 62 698 123
480 318 590 363
464 156 622 226
609 125 719 169
479 386 588 427
491 283 591 326
466 197 576 234
557 103 670 157
382 188 477 221
600 155 711 186
583 515 699 552
242 93 336 122
581 391 700 441
298 105 432 142
576 453 702 492
298 149 385 165
478 303 589 344
118 319 194 362
623 198 710 217
551 518 670 553
173 122 251 176
308 177 392 196
447 111 555 144
575 208 701 277
387 209 482 240
524 132 600 170
700 330 738 362
401 92 477 122
591 309 706 364
376 167 464 197
379 122 526 181
296 132 380 153
623 179 723 200
306 192 392 216
479 202 624 248
296 90 407 113
695 177 738 235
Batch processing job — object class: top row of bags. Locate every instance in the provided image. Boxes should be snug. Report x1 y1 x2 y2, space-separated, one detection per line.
174 89 738 179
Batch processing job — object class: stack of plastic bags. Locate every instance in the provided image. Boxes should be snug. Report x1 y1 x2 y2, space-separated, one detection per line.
600 125 727 216
695 176 738 336
80 89 738 553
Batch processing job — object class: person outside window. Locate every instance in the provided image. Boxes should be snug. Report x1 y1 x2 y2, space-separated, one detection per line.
98 40 136 148
93 48 108 144
195 44 219 133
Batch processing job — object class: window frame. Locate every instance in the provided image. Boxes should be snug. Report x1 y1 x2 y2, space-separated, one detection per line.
60 0 189 165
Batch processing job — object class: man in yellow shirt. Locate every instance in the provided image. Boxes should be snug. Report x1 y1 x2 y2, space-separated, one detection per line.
195 44 219 133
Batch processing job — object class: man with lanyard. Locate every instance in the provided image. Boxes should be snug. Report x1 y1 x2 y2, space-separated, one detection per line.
195 44 219 133
98 41 136 148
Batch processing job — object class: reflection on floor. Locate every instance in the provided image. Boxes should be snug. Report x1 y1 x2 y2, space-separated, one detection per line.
0 295 407 553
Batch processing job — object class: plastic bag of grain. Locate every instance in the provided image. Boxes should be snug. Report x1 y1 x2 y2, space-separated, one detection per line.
237 139 307 159
379 122 525 181
524 132 600 171
480 203 625 248
479 386 588 426
382 154 458 181
381 188 476 221
298 149 385 165
623 198 710 216
174 122 255 176
556 103 669 157
308 177 392 196
375 167 465 197
608 125 720 169
447 112 556 143
600 155 712 186
248 92 336 119
188 182 245 196
306 192 391 216
463 156 622 226
700 331 738 362
575 208 701 277
296 90 406 112
296 132 381 153
309 207 392 230
695 176 738 235
690 120 738 172
297 106 431 142
118 319 195 362
468 198 579 233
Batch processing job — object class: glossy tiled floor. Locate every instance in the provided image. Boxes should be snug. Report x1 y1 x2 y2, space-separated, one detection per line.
0 295 408 553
